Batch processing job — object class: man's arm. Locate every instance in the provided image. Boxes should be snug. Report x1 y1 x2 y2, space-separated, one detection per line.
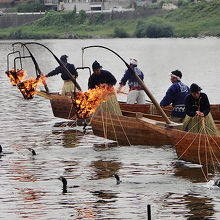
201 93 210 116
160 85 175 107
105 71 117 86
46 66 61 77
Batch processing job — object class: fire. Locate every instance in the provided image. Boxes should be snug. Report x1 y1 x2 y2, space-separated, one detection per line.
17 76 44 99
72 84 114 118
5 69 46 99
5 69 27 85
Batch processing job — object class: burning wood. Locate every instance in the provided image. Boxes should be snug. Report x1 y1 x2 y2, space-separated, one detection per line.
5 69 27 86
5 69 46 99
72 84 115 119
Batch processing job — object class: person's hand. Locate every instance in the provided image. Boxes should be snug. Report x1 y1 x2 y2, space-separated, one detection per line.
117 85 123 93
196 111 204 117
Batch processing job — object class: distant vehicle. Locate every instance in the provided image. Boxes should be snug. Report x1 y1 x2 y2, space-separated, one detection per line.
0 11 3 16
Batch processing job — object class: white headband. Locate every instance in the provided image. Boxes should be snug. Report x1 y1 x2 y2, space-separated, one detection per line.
169 73 181 81
130 59 137 65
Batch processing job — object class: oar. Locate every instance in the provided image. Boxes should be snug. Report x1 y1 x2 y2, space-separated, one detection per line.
82 45 171 124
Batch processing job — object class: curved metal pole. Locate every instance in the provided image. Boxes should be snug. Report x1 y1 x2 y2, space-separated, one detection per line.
12 42 49 93
82 45 171 124
24 42 81 91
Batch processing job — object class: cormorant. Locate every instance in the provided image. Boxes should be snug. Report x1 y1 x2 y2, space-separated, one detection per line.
58 176 80 193
214 179 220 187
114 174 121 185
28 148 36 156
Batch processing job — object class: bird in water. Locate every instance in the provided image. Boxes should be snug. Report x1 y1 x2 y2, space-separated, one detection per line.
114 174 121 185
28 148 36 156
214 179 220 187
58 176 80 193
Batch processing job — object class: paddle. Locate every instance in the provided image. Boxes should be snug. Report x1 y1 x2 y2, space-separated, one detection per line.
82 45 171 124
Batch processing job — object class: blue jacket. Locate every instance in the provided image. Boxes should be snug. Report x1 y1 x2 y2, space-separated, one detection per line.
160 81 190 118
119 66 144 90
46 63 78 80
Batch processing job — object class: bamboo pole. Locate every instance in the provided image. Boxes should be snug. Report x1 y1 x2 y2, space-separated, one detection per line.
128 66 171 124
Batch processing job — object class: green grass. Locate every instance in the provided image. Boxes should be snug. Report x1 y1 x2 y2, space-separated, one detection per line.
1 1 220 39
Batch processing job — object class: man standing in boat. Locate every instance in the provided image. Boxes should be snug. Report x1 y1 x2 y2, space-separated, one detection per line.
160 70 190 123
117 58 145 104
183 83 220 135
88 61 121 116
46 55 78 96
88 61 117 89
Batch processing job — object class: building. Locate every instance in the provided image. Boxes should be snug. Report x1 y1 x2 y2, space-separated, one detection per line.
44 0 133 12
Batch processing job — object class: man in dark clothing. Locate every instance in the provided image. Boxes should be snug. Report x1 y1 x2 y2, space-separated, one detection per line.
46 55 78 96
183 83 220 136
160 70 190 123
88 61 117 89
185 83 210 117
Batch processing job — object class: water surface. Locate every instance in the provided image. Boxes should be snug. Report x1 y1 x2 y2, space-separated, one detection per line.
1 38 220 219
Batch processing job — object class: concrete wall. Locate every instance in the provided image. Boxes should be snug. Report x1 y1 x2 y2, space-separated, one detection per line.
0 14 44 28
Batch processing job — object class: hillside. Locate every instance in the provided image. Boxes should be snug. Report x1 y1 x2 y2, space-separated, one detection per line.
0 1 220 39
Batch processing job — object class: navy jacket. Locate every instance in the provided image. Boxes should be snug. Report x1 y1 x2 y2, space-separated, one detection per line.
46 63 78 80
160 81 190 118
185 93 210 117
119 66 144 90
88 70 117 89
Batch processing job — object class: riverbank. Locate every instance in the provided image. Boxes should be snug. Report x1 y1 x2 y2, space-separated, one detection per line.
0 1 220 39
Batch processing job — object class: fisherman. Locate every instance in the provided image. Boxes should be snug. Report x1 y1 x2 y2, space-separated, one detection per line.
183 83 220 135
88 61 121 116
160 70 190 123
46 55 78 96
117 58 145 104
88 60 117 89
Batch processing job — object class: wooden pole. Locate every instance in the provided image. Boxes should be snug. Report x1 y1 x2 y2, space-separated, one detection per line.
82 45 171 124
147 204 151 220
129 67 171 124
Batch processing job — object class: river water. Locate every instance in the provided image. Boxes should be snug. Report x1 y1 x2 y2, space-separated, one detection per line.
1 38 220 219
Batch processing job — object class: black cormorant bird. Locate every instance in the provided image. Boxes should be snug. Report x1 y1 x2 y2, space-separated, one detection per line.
28 148 36 156
114 174 121 185
58 176 80 193
214 179 220 187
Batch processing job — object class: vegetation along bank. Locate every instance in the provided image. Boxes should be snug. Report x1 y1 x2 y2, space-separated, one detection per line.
0 0 220 39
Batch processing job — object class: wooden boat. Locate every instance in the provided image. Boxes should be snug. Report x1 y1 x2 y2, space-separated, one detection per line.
164 124 220 166
119 102 220 121
91 109 220 166
37 91 220 121
90 110 180 146
37 92 220 166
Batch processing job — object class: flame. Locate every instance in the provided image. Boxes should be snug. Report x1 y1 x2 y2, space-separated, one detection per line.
5 69 46 99
72 84 114 118
5 69 27 85
17 76 44 99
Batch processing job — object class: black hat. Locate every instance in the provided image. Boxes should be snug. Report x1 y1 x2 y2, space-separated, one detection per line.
171 70 182 79
60 55 68 62
92 61 102 70
190 83 202 93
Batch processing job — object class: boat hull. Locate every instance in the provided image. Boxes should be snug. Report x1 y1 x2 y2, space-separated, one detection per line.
91 111 173 146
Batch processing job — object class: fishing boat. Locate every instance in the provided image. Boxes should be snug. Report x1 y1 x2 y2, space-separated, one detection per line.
90 109 179 146
37 91 220 121
165 124 220 166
